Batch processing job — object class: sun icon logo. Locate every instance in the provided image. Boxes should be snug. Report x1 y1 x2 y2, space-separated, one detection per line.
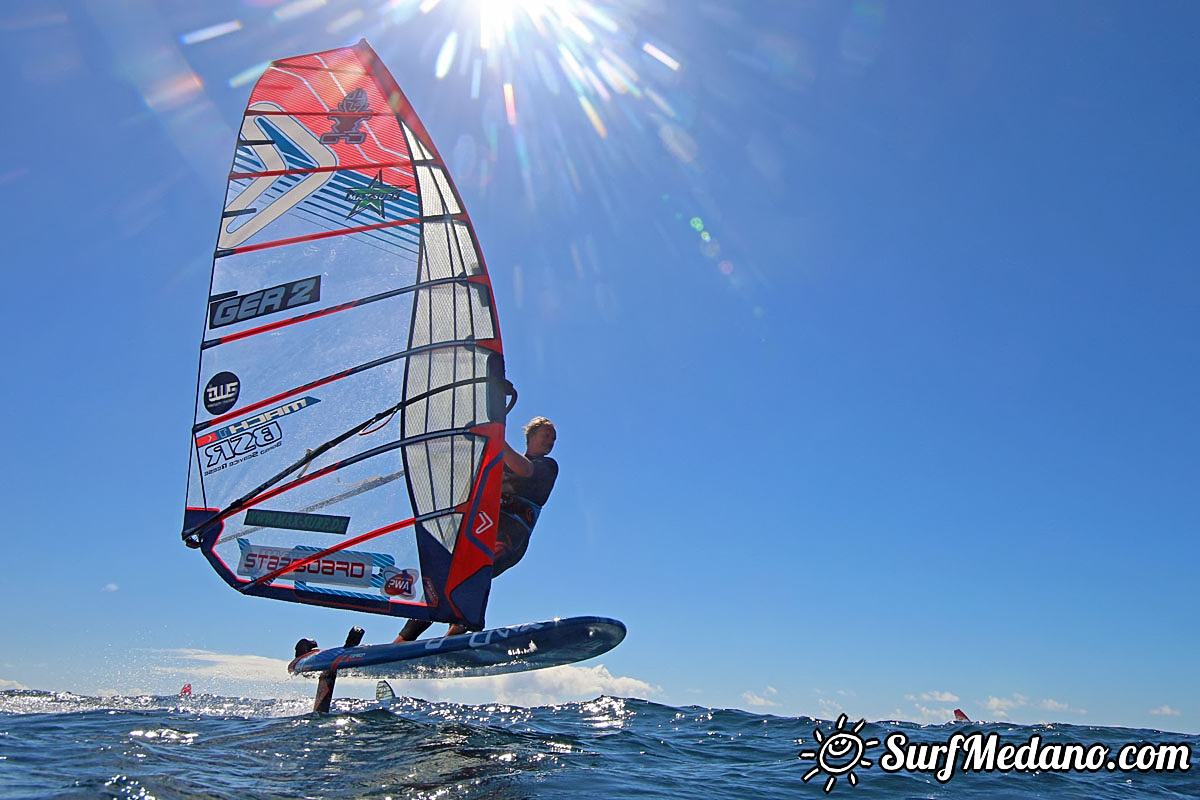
797 714 880 793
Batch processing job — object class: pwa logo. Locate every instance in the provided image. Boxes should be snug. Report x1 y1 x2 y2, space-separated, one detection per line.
203 421 282 469
384 568 418 599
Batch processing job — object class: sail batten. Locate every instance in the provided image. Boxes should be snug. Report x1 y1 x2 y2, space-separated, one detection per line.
230 160 412 179
184 40 504 629
193 339 495 434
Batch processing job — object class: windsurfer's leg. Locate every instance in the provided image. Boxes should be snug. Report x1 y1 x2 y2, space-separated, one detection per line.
393 618 433 642
313 670 336 713
416 518 532 640
309 628 362 713
492 514 532 578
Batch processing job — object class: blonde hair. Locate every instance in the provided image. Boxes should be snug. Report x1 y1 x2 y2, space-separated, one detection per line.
523 416 554 441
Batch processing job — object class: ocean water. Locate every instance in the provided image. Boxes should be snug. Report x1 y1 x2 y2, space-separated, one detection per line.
1 689 1196 799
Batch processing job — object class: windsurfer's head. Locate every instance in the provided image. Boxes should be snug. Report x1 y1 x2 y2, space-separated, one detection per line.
524 417 556 457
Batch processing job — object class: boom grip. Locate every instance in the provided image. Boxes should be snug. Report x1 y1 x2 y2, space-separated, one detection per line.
486 352 516 421
504 380 518 415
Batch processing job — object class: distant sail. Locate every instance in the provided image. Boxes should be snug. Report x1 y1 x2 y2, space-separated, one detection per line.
183 41 508 629
954 708 970 723
180 683 192 696
375 681 397 703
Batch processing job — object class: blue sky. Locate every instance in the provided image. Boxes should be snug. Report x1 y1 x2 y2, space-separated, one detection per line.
1 0 1197 732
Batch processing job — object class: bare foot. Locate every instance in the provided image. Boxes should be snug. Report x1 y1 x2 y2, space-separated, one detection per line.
446 624 467 637
392 635 411 644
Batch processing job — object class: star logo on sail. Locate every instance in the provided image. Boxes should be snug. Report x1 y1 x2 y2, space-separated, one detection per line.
346 171 405 219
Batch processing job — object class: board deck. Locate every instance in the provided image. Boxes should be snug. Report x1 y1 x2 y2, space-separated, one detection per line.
288 616 625 679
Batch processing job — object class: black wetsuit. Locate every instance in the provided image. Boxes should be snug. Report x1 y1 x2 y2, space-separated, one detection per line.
495 455 558 576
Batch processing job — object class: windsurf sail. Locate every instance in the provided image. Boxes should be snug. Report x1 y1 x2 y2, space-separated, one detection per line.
375 680 397 703
182 40 508 630
954 708 970 723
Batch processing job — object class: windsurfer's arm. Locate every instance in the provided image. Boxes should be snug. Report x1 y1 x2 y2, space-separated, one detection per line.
503 441 534 477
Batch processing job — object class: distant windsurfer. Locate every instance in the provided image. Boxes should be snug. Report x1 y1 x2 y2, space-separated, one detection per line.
393 416 559 642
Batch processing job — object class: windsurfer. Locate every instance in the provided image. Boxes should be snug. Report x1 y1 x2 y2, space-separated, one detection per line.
393 417 558 642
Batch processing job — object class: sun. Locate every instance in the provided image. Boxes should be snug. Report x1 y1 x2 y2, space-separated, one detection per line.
467 0 602 50
797 714 880 793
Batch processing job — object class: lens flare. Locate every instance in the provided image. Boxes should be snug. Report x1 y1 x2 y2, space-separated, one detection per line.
435 31 458 78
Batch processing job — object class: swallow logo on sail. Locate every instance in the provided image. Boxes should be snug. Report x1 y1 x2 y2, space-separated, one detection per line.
346 171 405 219
321 87 371 145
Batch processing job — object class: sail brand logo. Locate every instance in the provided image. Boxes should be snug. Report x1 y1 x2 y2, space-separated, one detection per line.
208 277 321 329
244 508 350 536
424 621 547 652
238 545 373 587
201 421 283 473
346 171 405 219
383 569 418 599
196 397 320 446
203 371 240 415
321 87 371 145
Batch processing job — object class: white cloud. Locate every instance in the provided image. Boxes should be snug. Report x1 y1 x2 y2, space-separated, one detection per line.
153 649 657 706
817 697 844 718
909 705 959 725
0 677 27 690
742 686 779 708
983 694 1085 720
157 649 292 683
1150 705 1181 717
985 693 1029 717
412 663 659 707
905 690 959 703
101 583 119 592
1036 698 1085 715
